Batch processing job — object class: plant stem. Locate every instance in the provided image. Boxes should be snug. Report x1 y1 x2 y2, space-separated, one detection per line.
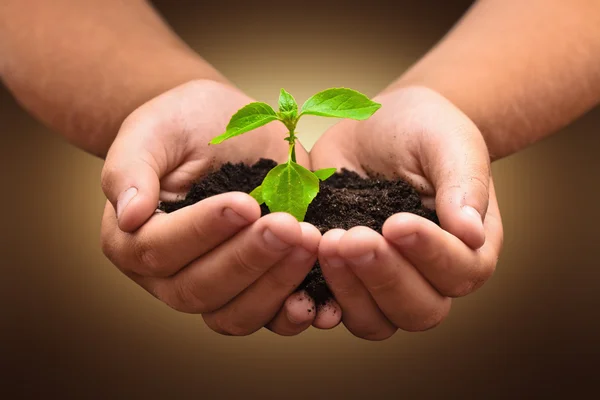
288 129 297 163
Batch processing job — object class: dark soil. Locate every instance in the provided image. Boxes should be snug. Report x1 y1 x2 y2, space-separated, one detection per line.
159 159 438 306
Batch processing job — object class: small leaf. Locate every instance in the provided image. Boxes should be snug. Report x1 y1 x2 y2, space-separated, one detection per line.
261 161 319 221
278 88 298 114
278 89 298 123
210 102 279 145
301 88 381 120
313 168 337 181
249 186 264 205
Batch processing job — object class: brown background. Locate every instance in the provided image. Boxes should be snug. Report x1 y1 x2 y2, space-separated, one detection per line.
2 0 599 398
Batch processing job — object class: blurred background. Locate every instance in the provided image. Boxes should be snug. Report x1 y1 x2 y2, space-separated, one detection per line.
2 0 599 398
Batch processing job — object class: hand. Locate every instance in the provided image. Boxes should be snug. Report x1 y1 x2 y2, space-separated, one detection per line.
100 80 334 336
309 86 504 340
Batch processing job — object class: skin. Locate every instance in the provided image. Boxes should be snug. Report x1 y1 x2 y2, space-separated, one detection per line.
0 0 338 335
308 0 600 339
2 0 600 339
99 80 335 336
311 86 503 338
389 0 600 161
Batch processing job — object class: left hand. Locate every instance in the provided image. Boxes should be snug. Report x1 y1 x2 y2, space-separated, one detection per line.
309 86 504 340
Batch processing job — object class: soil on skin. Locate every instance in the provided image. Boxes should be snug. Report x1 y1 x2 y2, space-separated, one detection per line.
159 159 439 306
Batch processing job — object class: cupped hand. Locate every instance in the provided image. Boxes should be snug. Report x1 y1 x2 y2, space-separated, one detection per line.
309 86 504 340
100 80 337 336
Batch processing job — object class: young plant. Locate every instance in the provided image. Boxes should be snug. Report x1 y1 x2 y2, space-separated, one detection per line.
209 88 381 221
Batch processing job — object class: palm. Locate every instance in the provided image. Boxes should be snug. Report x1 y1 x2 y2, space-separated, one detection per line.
312 88 469 205
132 80 310 200
311 86 499 245
103 80 345 337
309 86 503 339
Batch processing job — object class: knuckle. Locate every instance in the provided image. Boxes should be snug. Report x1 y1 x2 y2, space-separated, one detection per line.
149 284 183 312
132 239 164 276
456 259 497 297
261 273 290 293
167 277 211 314
204 313 255 337
189 215 211 240
189 78 217 91
366 274 398 296
441 282 475 299
262 268 306 292
334 282 364 299
233 247 266 277
398 299 451 332
184 79 226 100
402 308 449 332
419 242 447 269
267 319 307 337
100 235 117 262
349 325 397 341
100 165 117 196
472 254 498 288
438 256 498 298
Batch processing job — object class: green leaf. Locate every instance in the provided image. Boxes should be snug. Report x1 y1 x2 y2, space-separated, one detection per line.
278 88 298 123
300 88 381 120
209 102 279 145
261 161 319 221
278 88 298 114
313 168 337 181
249 186 264 205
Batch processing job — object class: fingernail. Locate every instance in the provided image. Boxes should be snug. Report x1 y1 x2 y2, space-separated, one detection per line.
346 251 375 266
325 257 345 268
223 207 250 226
289 247 314 262
462 205 482 222
117 187 137 220
462 205 486 247
263 229 292 251
462 205 484 233
392 233 418 247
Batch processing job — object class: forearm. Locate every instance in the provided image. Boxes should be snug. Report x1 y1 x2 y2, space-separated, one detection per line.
0 0 228 157
387 0 600 160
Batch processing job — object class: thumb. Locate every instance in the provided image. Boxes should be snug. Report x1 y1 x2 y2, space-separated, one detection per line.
428 126 490 250
101 126 164 233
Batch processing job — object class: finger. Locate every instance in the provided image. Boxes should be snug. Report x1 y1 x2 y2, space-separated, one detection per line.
312 300 342 330
101 115 177 232
338 227 452 332
202 223 320 336
423 119 491 249
383 181 503 297
383 215 495 298
143 212 302 314
319 229 396 340
100 192 261 278
266 291 316 336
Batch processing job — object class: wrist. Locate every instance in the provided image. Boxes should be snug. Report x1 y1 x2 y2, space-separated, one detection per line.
85 53 233 158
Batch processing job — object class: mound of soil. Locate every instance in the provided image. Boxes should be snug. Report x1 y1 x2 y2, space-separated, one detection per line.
159 159 438 306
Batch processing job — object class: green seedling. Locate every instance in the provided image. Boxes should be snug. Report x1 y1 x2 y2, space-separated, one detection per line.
209 88 381 221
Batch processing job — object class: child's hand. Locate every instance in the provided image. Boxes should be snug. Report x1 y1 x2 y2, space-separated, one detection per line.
310 86 504 340
100 80 332 336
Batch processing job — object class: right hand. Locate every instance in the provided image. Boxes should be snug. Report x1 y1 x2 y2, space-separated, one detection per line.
100 80 339 336
310 86 504 339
